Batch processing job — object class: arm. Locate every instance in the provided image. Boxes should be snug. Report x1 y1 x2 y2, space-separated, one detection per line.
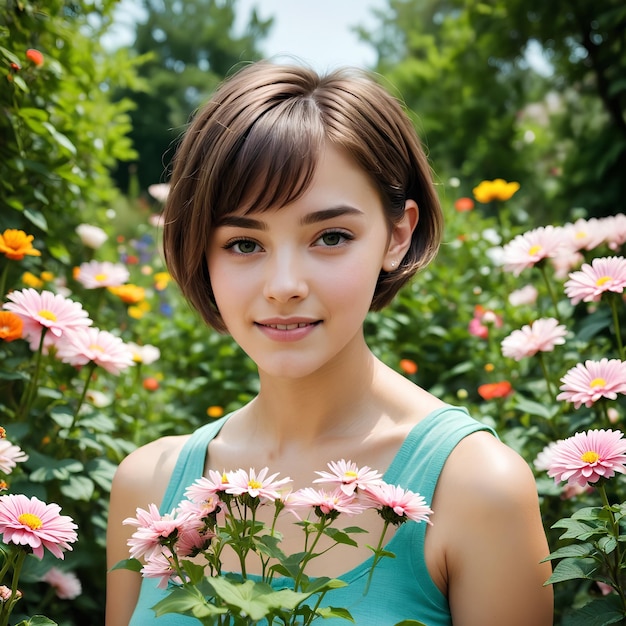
105 436 187 626
434 432 553 626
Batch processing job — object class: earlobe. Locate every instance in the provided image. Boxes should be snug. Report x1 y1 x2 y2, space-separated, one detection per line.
383 199 419 271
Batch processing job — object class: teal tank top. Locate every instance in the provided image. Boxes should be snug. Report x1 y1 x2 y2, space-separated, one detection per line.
128 406 496 625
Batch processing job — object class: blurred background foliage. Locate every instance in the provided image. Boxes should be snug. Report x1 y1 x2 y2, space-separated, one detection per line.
1 0 625 623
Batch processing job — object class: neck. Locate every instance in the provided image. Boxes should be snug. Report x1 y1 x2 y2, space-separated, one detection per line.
250 339 381 444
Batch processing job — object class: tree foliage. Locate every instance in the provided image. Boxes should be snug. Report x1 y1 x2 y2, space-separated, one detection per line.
114 0 272 192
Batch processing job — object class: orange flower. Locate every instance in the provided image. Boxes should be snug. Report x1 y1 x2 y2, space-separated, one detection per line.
399 359 418 375
0 312 23 342
454 197 474 212
22 271 43 288
108 284 146 304
472 179 520 203
207 406 224 418
478 381 513 401
0 229 41 260
25 48 44 67
142 377 159 391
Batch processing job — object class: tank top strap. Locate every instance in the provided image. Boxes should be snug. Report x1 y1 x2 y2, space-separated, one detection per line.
160 415 231 513
384 405 497 504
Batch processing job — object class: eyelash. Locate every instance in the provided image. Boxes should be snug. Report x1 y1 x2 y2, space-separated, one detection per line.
222 230 354 255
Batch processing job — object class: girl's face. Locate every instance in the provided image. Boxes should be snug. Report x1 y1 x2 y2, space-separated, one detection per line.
207 145 413 380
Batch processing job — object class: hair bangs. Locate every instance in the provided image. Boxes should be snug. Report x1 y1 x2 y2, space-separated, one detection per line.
214 97 326 220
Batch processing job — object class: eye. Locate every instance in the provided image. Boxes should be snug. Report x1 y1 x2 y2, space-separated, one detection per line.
315 230 353 247
224 238 262 254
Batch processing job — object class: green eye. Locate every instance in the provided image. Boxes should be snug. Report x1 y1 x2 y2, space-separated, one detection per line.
236 240 258 254
319 231 347 246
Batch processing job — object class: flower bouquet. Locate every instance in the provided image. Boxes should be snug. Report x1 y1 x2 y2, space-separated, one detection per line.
118 460 432 625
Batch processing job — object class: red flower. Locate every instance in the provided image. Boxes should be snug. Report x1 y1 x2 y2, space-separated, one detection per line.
399 359 418 375
478 381 513 400
143 377 159 391
454 197 474 212
25 49 44 67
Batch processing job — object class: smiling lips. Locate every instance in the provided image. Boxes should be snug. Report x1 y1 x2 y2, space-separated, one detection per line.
255 320 321 342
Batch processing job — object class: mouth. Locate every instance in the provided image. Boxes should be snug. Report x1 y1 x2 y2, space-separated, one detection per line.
260 322 316 330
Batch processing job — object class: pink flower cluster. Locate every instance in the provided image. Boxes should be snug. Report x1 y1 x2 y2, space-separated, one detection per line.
501 318 567 361
468 305 502 340
124 460 432 589
2 288 135 375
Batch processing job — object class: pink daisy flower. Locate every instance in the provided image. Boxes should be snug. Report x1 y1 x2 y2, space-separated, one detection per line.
75 260 129 289
564 256 626 305
551 248 584 280
501 226 566 276
141 549 181 589
562 218 607 252
556 358 626 408
603 214 626 251
533 440 563 472
545 429 626 487
56 327 135 375
41 566 82 599
501 317 568 361
362 482 433 526
0 439 28 474
285 487 367 519
3 289 92 352
184 470 231 504
123 504 193 561
225 467 292 502
313 459 383 496
0 494 78 559
508 285 538 307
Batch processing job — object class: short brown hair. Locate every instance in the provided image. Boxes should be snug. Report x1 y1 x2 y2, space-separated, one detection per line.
162 61 443 332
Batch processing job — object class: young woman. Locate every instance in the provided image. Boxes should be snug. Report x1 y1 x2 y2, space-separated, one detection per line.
106 61 553 625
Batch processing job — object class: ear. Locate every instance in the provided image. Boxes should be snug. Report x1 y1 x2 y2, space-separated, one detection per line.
382 199 419 272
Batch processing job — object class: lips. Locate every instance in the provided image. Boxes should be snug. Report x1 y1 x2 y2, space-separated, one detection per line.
261 322 314 330
254 319 321 341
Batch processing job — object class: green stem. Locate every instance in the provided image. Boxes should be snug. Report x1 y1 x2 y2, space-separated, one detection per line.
363 519 391 596
69 361 98 430
17 327 47 420
0 550 26 626
539 264 559 319
0 264 9 298
597 482 626 612
608 295 625 360
537 352 555 399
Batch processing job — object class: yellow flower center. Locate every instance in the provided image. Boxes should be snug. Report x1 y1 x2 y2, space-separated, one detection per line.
580 451 600 464
590 377 606 388
88 344 105 353
595 275 612 287
221 473 229 484
18 512 43 530
95 273 108 282
38 309 57 322
248 480 262 490
344 470 358 479
528 245 543 256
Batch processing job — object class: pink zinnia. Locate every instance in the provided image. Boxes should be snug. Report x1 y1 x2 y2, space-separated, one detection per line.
363 482 433 526
225 467 292 502
562 218 607 252
501 317 568 361
564 256 626 305
313 459 382 496
141 549 181 589
0 494 78 559
124 504 193 561
56 327 135 375
603 214 626 251
508 285 538 307
3 288 92 352
545 429 626 487
0 439 28 474
501 226 566 276
75 260 129 289
286 487 367 519
41 566 82 599
556 358 626 409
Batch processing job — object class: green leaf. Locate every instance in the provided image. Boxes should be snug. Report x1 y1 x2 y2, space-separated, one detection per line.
561 594 626 626
153 586 226 619
393 621 428 626
50 407 74 429
27 452 84 482
545 557 597 585
552 518 603 541
42 122 77 155
23 208 49 232
16 617 58 626
86 457 117 491
110 558 142 572
60 475 94 501
316 606 355 622
541 543 595 561
324 527 359 547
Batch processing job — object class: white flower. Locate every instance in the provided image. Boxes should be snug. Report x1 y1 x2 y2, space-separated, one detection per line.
75 224 108 249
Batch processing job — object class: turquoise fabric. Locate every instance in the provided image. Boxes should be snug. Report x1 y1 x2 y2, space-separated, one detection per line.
128 406 496 625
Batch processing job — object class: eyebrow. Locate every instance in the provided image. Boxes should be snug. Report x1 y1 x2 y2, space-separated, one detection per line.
217 206 364 230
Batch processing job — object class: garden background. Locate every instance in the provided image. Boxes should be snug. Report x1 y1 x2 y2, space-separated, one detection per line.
1 0 625 624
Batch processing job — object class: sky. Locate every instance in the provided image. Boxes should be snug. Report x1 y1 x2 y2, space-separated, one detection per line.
107 0 388 72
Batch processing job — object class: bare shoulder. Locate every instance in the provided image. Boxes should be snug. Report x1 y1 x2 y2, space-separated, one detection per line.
112 434 191 510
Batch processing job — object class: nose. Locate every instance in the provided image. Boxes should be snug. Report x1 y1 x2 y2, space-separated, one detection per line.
262 251 309 303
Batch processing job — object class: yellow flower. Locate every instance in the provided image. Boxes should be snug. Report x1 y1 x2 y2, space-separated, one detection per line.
108 284 146 304
22 272 43 288
207 406 224 418
0 229 42 260
472 179 520 203
154 271 172 291
40 271 54 282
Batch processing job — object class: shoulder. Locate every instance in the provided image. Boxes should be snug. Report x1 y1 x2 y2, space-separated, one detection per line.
112 434 191 511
